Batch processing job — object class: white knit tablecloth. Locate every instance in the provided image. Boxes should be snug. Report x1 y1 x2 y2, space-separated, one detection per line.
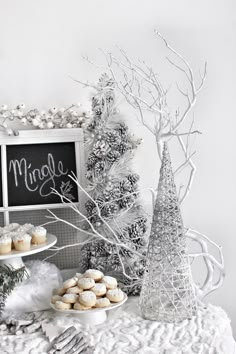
1 297 236 354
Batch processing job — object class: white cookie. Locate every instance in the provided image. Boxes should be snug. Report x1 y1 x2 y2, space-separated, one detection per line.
79 291 96 307
62 294 78 304
78 277 95 290
74 272 83 280
73 302 91 311
54 301 72 310
101 276 117 289
106 288 124 303
51 295 62 304
63 277 78 289
57 288 66 296
66 286 83 294
84 269 104 281
95 297 111 308
91 283 106 296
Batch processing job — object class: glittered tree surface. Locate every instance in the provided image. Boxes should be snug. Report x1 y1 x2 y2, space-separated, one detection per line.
81 74 148 295
139 143 197 322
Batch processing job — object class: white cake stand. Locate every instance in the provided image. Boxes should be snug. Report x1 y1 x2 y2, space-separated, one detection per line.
50 294 128 325
0 233 57 269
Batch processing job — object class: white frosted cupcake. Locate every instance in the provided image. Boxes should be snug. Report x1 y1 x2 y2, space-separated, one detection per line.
0 235 12 254
17 223 34 233
31 226 47 245
13 233 31 251
4 223 19 232
7 231 20 250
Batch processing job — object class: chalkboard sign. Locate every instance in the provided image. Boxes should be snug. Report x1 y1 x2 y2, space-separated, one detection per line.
0 129 85 225
7 142 78 206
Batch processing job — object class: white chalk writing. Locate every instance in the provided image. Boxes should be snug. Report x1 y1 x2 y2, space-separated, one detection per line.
8 153 69 197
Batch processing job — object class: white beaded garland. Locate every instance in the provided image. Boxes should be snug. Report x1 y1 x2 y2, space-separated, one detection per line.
0 103 91 132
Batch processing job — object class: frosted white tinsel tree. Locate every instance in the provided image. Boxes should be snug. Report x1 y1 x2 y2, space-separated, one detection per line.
139 142 197 322
81 74 148 295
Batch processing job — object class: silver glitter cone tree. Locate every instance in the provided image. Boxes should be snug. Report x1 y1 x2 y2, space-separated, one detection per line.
139 143 197 322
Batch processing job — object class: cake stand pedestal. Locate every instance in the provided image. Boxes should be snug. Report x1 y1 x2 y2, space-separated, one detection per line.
0 233 57 273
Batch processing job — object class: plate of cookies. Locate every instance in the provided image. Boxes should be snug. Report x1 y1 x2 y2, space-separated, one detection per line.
50 269 127 323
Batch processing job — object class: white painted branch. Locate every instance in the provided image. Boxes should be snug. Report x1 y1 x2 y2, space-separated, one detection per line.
100 32 206 207
186 228 225 300
73 32 224 300
43 177 157 281
177 135 197 204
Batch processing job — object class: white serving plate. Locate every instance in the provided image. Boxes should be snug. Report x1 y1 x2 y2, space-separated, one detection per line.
0 233 57 260
50 293 128 314
50 293 128 325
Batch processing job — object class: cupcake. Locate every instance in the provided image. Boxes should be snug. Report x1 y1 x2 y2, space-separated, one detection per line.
7 231 19 250
3 223 19 233
0 235 12 254
13 233 32 251
31 226 47 244
17 223 34 233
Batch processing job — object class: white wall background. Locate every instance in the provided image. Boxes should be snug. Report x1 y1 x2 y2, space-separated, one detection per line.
0 0 235 334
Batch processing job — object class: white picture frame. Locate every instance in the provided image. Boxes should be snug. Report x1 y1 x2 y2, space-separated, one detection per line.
0 128 85 225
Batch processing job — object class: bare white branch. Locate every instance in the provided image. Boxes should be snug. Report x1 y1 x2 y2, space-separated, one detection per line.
44 177 157 281
186 228 225 300
94 31 207 205
73 31 224 300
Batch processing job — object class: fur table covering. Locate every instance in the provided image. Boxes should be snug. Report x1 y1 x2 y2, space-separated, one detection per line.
4 261 62 313
0 297 235 354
